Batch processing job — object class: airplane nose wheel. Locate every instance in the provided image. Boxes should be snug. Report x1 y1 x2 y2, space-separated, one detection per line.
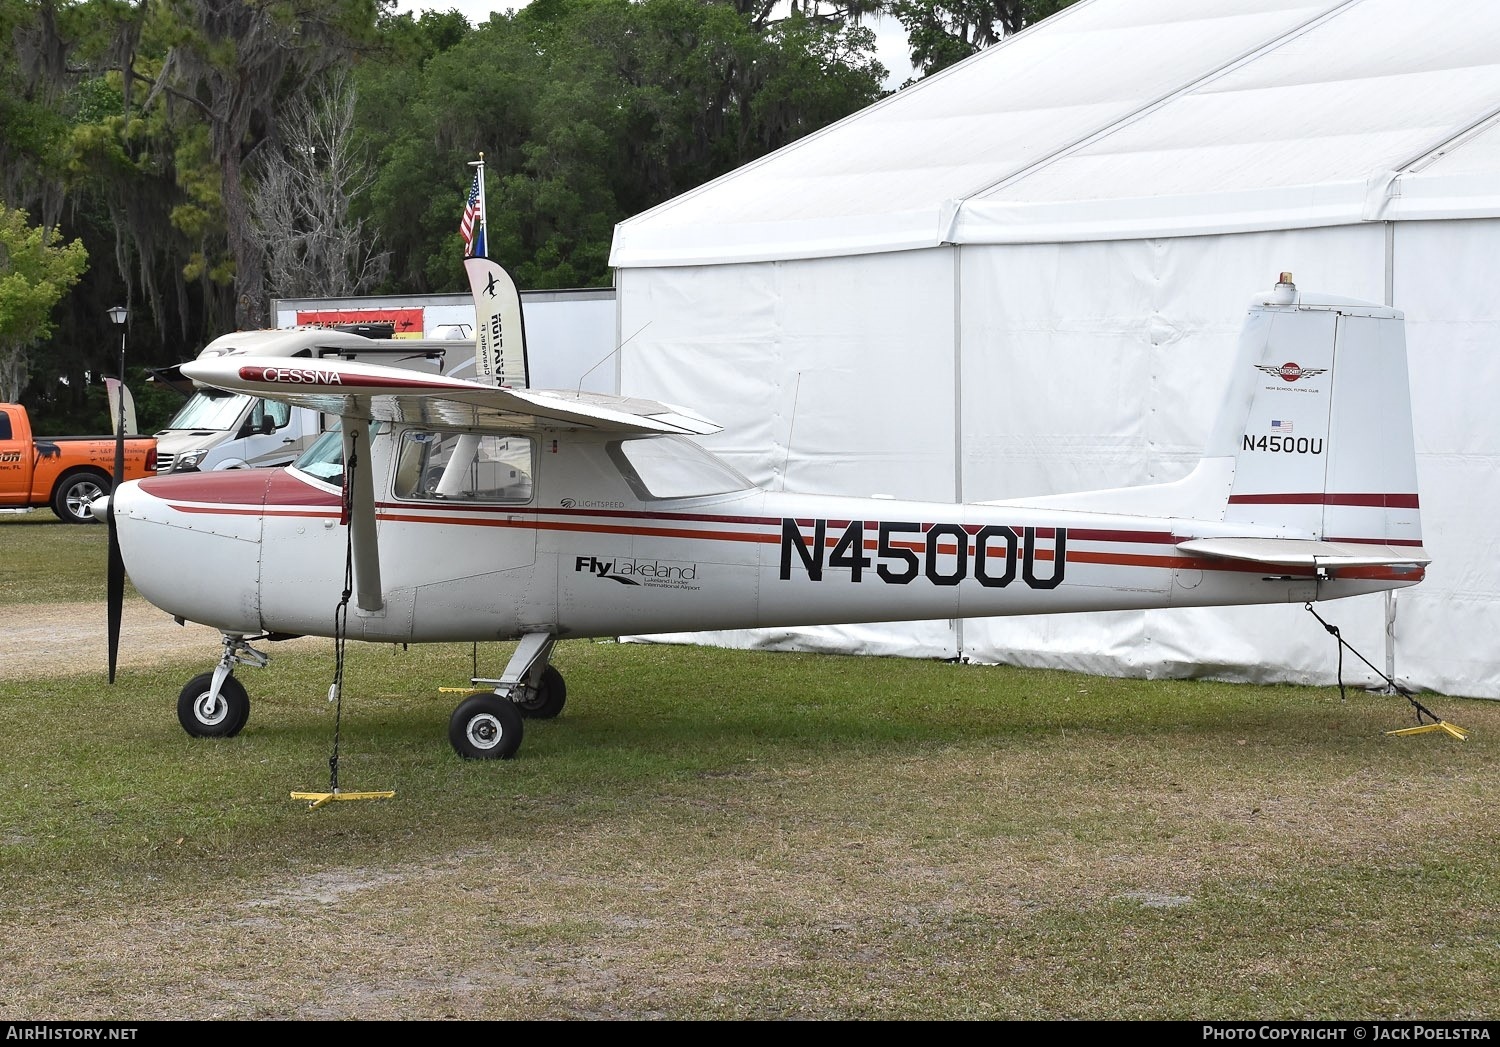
449 692 524 760
177 672 251 738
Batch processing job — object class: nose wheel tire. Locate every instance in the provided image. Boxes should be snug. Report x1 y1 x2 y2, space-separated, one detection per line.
177 673 251 738
449 692 524 760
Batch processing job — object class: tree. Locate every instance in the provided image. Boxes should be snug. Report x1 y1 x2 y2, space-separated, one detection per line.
135 0 380 329
0 203 88 402
4 0 924 387
356 7 541 293
249 69 390 300
890 0 1079 78
2 0 179 426
361 0 886 292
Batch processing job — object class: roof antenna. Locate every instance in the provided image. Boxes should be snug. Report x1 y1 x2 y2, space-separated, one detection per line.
780 372 802 492
578 321 651 394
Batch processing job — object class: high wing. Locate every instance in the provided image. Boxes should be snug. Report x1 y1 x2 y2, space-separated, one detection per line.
178 356 721 436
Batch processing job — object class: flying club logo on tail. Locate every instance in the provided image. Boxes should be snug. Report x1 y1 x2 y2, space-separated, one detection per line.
1256 361 1328 383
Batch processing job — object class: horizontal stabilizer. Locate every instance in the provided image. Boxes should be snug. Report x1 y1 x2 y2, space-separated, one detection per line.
1177 537 1430 568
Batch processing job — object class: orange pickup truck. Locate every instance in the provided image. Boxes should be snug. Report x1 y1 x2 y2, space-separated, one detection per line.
0 402 157 523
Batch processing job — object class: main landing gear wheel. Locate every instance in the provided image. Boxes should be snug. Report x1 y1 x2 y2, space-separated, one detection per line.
515 665 567 720
449 692 524 760
177 672 250 738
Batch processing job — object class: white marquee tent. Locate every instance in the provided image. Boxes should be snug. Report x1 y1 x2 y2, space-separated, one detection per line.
606 0 1500 699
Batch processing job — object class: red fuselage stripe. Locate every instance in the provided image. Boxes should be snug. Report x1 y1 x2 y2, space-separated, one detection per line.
157 497 1422 580
1228 492 1420 508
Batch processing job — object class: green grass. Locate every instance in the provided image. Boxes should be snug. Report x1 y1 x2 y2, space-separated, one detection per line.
0 508 114 602
0 513 1496 1020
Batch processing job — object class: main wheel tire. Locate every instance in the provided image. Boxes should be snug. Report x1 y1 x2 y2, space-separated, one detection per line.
515 665 567 720
449 691 524 760
177 673 251 738
51 471 110 524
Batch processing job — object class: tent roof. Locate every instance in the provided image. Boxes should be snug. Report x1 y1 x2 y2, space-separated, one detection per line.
609 0 1500 268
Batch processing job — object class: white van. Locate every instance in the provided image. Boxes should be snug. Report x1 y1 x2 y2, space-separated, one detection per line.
154 328 469 474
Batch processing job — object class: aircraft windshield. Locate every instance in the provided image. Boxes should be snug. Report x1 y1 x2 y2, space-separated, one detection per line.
291 426 347 487
608 436 753 500
160 389 250 431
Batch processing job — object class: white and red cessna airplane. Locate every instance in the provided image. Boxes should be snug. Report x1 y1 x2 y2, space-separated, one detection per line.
99 266 1428 761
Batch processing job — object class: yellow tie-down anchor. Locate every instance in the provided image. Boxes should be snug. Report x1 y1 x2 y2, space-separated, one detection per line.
1386 720 1470 741
290 788 397 809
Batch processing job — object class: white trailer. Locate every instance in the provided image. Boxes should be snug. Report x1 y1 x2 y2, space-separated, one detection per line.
269 287 618 393
154 286 620 475
152 329 460 474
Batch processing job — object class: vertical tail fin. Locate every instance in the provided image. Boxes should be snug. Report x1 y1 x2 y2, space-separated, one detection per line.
1207 275 1424 554
1167 276 1428 588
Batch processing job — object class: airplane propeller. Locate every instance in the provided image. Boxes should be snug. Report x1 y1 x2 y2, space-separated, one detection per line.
105 306 128 684
106 474 124 684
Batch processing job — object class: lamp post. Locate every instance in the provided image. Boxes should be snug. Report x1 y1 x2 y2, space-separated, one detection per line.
107 306 127 437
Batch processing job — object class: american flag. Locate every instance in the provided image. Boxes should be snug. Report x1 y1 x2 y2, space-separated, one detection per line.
1271 419 1294 433
460 172 484 258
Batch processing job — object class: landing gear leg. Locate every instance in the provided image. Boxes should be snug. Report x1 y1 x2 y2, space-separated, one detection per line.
447 633 564 759
496 634 566 720
177 634 269 738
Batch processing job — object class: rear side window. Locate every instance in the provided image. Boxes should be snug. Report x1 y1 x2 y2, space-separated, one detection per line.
0 413 11 441
392 430 535 503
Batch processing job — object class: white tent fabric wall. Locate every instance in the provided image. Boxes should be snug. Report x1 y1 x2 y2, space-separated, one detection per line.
1389 218 1500 699
954 229 1393 686
607 0 1500 699
617 251 965 661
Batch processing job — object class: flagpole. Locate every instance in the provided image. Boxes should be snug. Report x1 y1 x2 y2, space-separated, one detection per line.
468 153 487 259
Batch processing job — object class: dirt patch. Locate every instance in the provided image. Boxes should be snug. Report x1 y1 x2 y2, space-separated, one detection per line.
0 599 320 681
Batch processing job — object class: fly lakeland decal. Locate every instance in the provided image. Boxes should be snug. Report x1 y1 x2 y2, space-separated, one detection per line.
575 555 701 591
779 519 1067 588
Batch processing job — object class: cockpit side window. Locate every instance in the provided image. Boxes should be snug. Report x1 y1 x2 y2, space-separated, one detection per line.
393 429 535 503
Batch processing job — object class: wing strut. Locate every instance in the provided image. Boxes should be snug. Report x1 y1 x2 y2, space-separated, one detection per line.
292 430 396 809
342 421 384 613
